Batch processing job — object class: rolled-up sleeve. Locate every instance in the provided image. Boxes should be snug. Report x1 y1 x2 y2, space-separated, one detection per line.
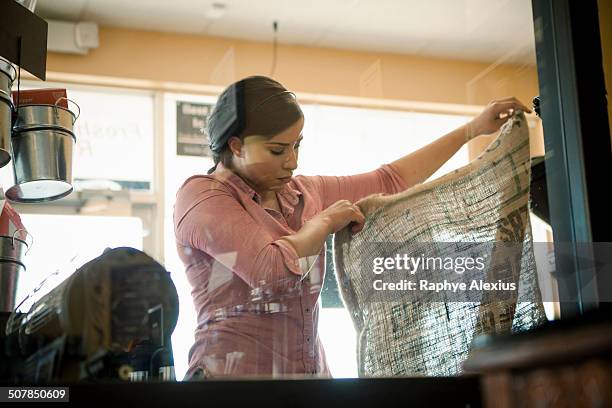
174 178 302 289
304 163 409 209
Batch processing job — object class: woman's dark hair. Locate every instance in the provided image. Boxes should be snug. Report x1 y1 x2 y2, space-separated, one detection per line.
206 76 303 174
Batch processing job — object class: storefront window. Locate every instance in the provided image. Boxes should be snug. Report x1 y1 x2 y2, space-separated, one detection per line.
5 0 590 386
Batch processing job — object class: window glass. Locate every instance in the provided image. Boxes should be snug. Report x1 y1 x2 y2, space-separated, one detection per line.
19 0 563 383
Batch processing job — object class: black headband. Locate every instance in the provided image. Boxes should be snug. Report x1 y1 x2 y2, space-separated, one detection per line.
207 79 246 154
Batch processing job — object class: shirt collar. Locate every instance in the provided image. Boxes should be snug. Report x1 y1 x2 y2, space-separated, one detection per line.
213 162 302 206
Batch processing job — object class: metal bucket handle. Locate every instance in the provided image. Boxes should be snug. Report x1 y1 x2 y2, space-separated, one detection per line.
11 228 34 255
54 97 81 124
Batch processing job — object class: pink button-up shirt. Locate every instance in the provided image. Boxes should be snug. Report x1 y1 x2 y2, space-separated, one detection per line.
174 162 407 379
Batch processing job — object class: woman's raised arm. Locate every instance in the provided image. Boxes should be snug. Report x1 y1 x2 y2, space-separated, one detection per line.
390 97 532 188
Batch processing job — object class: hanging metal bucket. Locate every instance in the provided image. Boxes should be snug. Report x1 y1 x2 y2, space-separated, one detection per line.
6 128 76 202
0 57 16 169
0 231 30 313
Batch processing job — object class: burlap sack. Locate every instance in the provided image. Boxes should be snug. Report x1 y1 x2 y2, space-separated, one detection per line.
333 112 547 377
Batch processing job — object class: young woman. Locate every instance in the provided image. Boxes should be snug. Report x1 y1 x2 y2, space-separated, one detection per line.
173 75 530 379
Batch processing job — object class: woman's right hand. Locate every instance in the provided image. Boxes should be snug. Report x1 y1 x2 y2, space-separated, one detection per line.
314 200 366 234
280 200 366 258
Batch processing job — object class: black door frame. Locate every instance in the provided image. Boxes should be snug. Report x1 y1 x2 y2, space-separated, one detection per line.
532 0 611 317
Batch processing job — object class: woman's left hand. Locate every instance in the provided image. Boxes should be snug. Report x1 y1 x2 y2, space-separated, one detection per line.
467 97 532 140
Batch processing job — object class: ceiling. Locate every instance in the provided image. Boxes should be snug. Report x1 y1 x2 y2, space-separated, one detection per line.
34 0 537 64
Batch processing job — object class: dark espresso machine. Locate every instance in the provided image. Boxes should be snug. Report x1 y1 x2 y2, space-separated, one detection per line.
0 247 179 384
